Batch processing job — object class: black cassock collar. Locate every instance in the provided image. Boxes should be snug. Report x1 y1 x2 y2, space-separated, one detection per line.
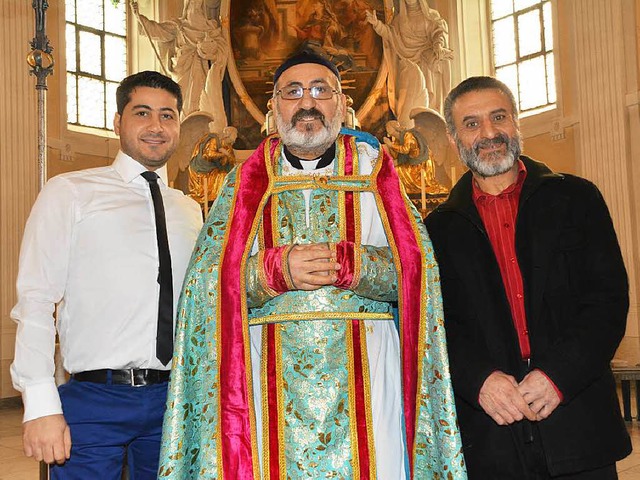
283 144 336 170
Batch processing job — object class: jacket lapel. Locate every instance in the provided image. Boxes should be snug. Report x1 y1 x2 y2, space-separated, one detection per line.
516 158 566 332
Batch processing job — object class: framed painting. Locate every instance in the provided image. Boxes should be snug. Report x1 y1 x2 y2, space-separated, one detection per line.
221 0 393 126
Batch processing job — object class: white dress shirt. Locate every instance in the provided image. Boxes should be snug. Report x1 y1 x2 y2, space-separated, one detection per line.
11 151 203 422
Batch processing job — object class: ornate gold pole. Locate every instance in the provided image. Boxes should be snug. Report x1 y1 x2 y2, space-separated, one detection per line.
28 6 54 478
27 0 54 190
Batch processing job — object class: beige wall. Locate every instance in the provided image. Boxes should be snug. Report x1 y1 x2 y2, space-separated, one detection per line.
0 1 40 397
522 128 577 175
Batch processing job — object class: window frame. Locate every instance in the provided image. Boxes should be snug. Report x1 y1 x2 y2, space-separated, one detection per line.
64 0 128 136
488 0 561 128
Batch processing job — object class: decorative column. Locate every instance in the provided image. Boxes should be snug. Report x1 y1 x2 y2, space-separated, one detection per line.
0 1 40 397
450 0 492 80
572 0 639 361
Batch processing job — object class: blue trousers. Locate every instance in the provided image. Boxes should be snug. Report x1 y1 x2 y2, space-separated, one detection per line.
50 379 168 480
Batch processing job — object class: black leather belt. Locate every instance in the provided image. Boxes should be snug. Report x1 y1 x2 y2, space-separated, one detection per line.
71 369 170 387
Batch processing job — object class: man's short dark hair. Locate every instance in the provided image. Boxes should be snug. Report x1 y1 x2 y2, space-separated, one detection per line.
443 76 518 135
116 71 183 114
273 49 341 89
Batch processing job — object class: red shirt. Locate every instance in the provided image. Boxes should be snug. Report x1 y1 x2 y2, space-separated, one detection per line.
471 161 563 400
472 161 530 359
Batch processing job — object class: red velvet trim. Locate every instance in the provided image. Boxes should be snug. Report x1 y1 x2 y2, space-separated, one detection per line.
351 320 371 479
344 136 354 175
343 137 356 243
262 197 273 249
218 137 275 479
344 141 371 476
375 149 422 477
334 241 355 289
345 192 355 242
263 246 290 294
263 147 282 478
266 324 281 479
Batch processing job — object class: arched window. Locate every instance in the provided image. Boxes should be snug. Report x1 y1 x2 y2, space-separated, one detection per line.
65 0 127 131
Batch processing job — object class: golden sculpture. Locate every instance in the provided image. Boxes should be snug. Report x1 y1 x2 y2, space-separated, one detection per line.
384 120 448 195
188 127 238 212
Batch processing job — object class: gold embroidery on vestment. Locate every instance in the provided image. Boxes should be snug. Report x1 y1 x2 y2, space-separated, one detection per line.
248 311 393 326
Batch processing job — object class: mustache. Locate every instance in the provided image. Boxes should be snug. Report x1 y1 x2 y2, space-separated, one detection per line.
473 133 510 153
291 108 325 126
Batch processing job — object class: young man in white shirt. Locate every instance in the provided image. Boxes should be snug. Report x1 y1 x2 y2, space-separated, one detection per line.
11 71 203 479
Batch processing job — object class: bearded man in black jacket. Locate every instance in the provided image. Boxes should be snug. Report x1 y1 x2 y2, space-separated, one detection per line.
425 76 631 479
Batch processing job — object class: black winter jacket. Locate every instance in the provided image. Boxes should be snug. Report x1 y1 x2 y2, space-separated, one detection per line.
425 156 631 478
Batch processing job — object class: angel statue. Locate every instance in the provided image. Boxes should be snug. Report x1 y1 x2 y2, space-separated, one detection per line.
385 119 448 198
188 126 238 213
132 0 230 132
385 117 449 217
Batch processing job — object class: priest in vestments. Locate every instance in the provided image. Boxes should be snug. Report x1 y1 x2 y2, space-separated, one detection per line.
159 51 466 479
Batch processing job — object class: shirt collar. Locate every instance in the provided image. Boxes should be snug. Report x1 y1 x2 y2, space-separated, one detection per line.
283 144 336 170
472 159 527 202
113 150 170 186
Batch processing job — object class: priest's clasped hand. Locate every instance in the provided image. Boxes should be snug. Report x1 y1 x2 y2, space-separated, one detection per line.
287 243 341 290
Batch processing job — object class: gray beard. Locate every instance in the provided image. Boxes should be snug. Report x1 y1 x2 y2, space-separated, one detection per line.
457 132 522 178
275 106 343 157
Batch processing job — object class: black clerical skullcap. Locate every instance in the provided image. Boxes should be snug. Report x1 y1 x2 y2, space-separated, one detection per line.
273 50 341 86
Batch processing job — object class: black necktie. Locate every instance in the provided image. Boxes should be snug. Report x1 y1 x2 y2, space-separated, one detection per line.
141 171 173 365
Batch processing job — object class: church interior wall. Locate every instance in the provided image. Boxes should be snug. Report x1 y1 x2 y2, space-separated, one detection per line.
617 0 640 365
1 0 639 398
519 127 577 176
1 1 39 398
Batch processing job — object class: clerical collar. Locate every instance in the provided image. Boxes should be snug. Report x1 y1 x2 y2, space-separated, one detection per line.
283 144 336 170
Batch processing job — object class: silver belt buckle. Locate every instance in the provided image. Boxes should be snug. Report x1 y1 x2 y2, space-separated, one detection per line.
130 369 144 387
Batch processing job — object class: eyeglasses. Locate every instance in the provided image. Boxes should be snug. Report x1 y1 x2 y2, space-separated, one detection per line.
275 84 340 100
